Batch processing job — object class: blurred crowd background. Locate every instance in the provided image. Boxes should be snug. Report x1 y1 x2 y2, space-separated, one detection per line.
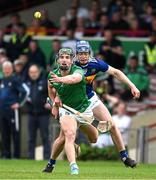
0 0 156 162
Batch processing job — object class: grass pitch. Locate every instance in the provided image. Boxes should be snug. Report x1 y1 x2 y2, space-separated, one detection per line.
0 160 156 179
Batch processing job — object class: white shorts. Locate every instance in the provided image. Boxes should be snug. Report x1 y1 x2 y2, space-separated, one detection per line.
89 93 101 110
59 103 93 125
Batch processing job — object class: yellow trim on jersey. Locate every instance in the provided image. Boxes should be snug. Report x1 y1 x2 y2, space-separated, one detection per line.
85 74 96 83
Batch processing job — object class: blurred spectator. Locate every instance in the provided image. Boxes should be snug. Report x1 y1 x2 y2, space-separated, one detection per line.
17 53 30 81
27 40 46 69
0 49 8 65
151 16 156 32
96 13 110 37
66 0 89 19
8 24 31 62
47 39 61 71
107 0 129 16
56 16 68 36
85 10 99 36
0 49 9 78
5 13 26 34
141 2 154 25
40 10 56 35
112 101 132 147
125 18 147 37
0 61 29 158
94 76 118 111
90 0 101 18
0 29 9 52
99 29 126 69
143 32 156 73
62 29 77 53
25 64 50 159
66 6 77 30
123 4 137 24
93 101 131 148
74 17 85 39
13 59 26 81
122 55 149 101
27 19 47 36
109 9 130 31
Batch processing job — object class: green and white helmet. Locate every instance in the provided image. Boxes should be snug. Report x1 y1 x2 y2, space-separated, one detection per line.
57 47 74 59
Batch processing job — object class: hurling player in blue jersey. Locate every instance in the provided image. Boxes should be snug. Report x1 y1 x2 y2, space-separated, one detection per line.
75 40 140 166
43 41 140 173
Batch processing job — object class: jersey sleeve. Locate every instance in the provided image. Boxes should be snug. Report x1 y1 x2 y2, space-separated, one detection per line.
97 60 109 72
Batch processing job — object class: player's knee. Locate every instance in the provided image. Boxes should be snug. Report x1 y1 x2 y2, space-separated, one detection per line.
64 130 76 142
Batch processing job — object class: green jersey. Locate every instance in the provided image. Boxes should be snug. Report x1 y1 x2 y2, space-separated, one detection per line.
48 65 90 112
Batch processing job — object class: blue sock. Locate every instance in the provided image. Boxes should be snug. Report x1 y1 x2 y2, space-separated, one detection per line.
120 150 128 161
48 159 56 166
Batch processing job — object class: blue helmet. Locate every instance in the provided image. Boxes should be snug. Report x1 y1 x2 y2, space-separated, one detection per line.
76 40 90 53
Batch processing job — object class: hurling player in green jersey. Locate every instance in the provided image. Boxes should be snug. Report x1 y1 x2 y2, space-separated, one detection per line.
44 47 98 175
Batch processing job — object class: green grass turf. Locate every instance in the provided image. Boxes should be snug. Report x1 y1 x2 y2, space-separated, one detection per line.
0 160 156 179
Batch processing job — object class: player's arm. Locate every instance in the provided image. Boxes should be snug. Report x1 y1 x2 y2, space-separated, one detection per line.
48 81 61 118
49 72 83 84
107 66 140 99
48 80 56 101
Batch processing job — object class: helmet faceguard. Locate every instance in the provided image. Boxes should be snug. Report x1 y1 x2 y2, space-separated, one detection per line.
57 47 74 59
56 48 74 71
76 40 91 54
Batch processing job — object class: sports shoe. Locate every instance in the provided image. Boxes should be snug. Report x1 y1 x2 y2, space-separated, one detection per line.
42 163 54 173
123 157 137 168
70 163 79 175
74 143 81 158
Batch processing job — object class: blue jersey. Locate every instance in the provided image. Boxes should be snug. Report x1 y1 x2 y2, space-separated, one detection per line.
75 58 109 98
0 75 28 110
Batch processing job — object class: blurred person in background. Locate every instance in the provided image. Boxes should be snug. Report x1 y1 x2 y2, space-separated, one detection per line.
85 10 100 36
27 19 47 36
150 15 156 32
143 32 156 73
125 18 147 37
56 16 68 36
99 29 126 70
66 6 78 30
66 0 89 20
47 39 61 71
93 75 119 114
9 24 31 62
74 17 85 39
109 8 130 31
0 29 9 51
96 13 111 37
5 13 26 34
25 64 50 159
0 61 29 158
112 102 131 148
13 59 26 81
90 0 101 19
141 2 154 26
93 101 131 149
17 53 30 81
27 40 46 69
121 55 149 101
40 10 56 35
0 49 9 78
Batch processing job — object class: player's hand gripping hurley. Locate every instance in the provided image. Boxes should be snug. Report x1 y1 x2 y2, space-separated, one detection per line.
47 97 111 133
